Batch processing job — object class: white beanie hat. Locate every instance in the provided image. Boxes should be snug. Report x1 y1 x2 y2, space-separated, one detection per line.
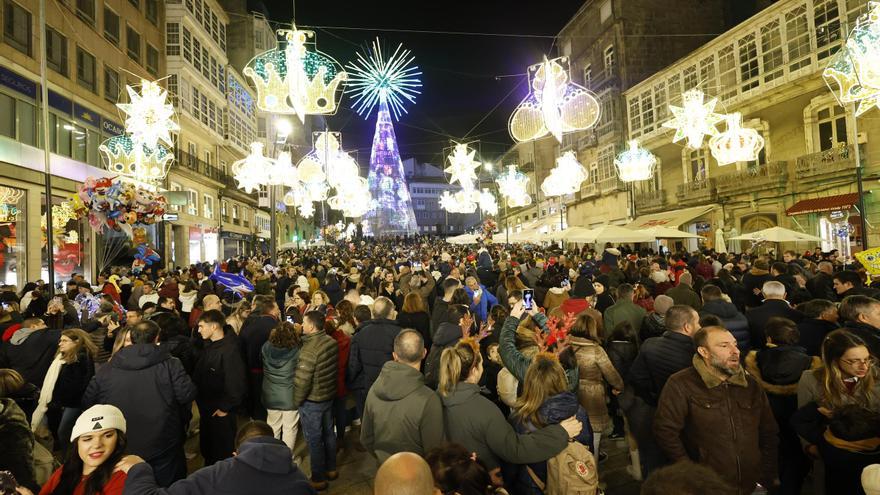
864 464 880 495
70 404 126 441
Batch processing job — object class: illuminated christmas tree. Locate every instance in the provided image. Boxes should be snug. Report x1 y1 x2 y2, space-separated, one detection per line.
347 39 421 236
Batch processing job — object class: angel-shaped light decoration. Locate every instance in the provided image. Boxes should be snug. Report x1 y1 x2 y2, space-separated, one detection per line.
243 24 347 122
661 88 725 149
509 56 601 143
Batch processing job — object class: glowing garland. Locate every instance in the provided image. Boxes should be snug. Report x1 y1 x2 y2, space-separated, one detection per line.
708 113 765 166
243 25 347 121
541 151 587 197
615 140 658 182
509 56 600 143
661 88 724 149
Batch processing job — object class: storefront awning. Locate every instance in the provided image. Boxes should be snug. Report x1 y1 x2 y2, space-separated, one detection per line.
626 204 718 229
785 193 860 216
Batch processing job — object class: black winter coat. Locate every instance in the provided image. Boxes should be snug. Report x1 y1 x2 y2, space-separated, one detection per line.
239 315 279 371
347 318 401 392
82 344 197 461
627 331 694 406
193 334 247 413
700 299 751 354
0 328 60 387
745 346 818 438
424 322 461 388
806 272 836 301
397 311 431 350
51 351 94 408
742 270 772 308
746 300 804 350
639 313 665 341
796 318 838 357
606 340 638 379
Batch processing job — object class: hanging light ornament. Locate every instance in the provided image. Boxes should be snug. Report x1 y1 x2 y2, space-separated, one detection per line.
495 165 532 207
243 25 347 122
444 143 481 189
661 88 724 149
541 151 588 197
708 113 765 166
479 189 499 215
614 140 658 182
509 56 601 143
100 79 179 183
824 2 880 116
232 142 275 194
296 131 370 217
267 151 299 187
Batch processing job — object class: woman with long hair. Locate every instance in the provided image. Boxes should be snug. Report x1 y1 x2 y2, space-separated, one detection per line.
32 329 98 455
226 300 252 335
39 404 128 495
397 292 432 349
511 353 592 493
438 339 577 487
569 313 623 457
334 300 357 336
261 322 303 453
798 329 880 413
306 290 329 316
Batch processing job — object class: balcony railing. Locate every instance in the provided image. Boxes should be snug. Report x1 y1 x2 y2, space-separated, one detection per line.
598 176 626 193
715 161 788 196
634 189 667 212
175 149 222 181
676 178 717 205
577 182 600 200
795 143 857 181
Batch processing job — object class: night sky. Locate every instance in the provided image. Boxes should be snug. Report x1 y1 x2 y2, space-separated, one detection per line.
262 0 586 167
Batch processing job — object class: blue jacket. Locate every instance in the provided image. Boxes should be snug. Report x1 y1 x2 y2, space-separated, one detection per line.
469 283 497 324
124 436 315 495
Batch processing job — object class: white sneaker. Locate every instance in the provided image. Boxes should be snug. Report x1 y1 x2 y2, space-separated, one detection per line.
352 419 361 427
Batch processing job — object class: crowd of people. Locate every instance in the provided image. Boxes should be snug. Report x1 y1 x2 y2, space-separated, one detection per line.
1 237 880 494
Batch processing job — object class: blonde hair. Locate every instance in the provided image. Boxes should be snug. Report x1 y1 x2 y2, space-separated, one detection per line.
513 353 568 428
110 328 131 358
59 329 98 363
438 340 482 398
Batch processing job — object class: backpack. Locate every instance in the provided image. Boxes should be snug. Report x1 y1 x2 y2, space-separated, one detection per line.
527 441 598 495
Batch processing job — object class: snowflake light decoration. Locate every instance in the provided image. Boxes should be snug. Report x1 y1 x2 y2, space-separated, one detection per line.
347 39 422 120
541 152 588 197
509 56 601 143
661 89 725 149
117 80 179 150
496 165 532 208
444 143 481 189
479 189 499 215
243 25 347 122
232 142 276 194
709 113 765 166
615 140 658 182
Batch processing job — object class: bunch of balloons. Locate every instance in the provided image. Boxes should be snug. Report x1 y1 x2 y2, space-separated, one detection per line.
70 177 167 238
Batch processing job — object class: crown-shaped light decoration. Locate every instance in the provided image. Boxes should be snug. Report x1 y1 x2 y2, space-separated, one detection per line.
615 140 658 182
509 56 601 143
541 151 587 197
709 113 765 166
99 79 178 183
232 142 276 194
662 88 724 149
824 2 880 116
444 143 482 190
243 25 347 122
495 165 532 207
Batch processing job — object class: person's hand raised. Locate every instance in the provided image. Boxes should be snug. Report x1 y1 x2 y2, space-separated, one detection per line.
559 416 582 439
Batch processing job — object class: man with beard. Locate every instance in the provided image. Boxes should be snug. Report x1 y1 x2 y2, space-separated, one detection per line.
654 326 779 494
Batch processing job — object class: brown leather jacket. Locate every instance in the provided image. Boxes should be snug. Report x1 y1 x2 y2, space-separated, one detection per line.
654 355 779 494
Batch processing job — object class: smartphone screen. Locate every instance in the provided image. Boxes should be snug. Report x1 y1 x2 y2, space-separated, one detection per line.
523 289 534 310
285 315 296 324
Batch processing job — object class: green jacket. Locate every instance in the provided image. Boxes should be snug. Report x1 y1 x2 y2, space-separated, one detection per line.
361 360 444 463
292 332 338 406
603 300 647 335
261 343 300 410
665 284 703 311
498 315 579 392
441 382 568 471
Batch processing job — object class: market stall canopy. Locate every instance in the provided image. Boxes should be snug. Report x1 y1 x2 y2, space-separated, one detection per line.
729 226 822 243
279 242 298 249
785 193 860 216
562 225 656 244
447 233 480 245
635 225 704 239
626 204 718 229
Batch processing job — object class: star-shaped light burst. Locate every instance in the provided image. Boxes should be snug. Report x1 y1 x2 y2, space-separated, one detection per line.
615 140 658 182
117 80 179 150
444 143 481 189
232 143 276 194
346 38 422 120
541 152 587 197
661 89 724 149
496 165 532 207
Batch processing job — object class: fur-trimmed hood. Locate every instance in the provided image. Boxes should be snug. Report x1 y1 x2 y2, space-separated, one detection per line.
745 349 821 395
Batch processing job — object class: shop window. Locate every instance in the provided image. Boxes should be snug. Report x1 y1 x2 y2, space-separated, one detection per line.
43 193 87 286
103 7 119 45
4 0 32 56
72 124 87 162
16 100 35 146
46 27 68 76
0 187 26 287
